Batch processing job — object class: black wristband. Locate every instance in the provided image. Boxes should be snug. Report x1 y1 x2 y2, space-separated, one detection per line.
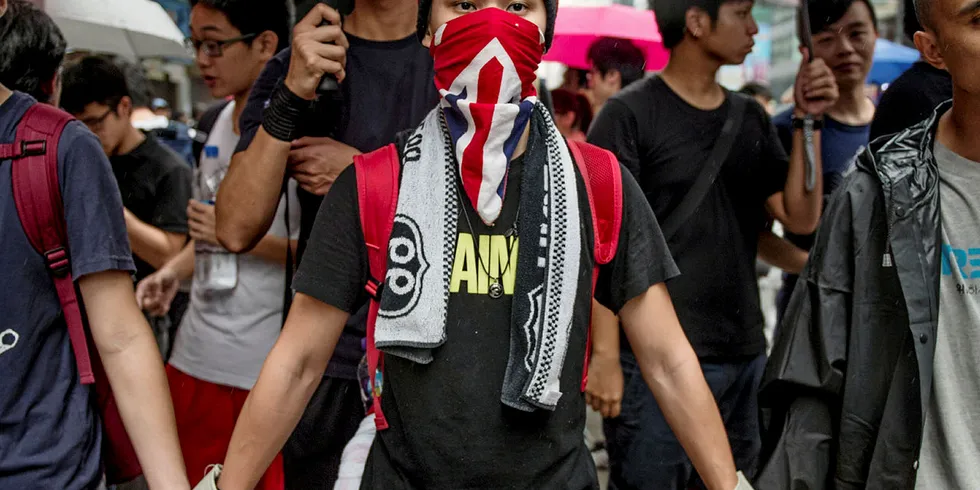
791 115 824 130
262 83 314 142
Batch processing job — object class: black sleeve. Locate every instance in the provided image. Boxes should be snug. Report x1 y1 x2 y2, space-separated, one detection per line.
756 107 790 200
587 99 643 181
292 166 369 314
152 163 192 234
594 167 680 313
234 49 289 155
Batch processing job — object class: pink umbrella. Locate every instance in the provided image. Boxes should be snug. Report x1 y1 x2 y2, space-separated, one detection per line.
543 4 670 72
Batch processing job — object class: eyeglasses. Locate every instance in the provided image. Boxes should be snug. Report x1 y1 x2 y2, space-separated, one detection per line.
79 107 116 131
186 33 257 58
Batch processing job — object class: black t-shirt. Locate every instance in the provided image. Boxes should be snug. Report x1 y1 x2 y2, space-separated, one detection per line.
109 134 192 281
235 34 439 379
587 76 788 359
293 147 678 488
870 61 952 141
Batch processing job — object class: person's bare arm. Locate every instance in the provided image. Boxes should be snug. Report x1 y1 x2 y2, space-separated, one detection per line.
216 4 349 253
79 270 189 490
619 284 739 490
586 300 624 418
124 208 185 269
215 293 349 490
766 52 838 235
247 234 298 265
757 230 808 274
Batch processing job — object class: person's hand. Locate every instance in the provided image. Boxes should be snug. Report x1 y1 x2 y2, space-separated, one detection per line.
284 3 350 100
135 267 180 317
188 200 219 246
288 136 361 195
585 352 624 418
793 48 838 118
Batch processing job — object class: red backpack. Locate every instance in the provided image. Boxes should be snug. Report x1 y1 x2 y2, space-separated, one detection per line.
0 103 142 484
354 140 623 430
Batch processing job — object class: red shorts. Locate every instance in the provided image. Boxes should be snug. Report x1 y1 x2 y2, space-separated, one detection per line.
167 364 285 489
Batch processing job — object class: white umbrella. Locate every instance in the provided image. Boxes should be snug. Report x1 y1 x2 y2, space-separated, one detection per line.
46 0 191 61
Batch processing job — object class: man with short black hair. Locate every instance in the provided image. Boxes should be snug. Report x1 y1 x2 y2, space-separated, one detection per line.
0 0 189 488
587 36 646 111
588 0 837 488
771 0 878 324
869 0 952 140
61 57 191 286
757 0 980 485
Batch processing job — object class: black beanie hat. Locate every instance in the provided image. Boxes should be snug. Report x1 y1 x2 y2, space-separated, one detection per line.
417 0 558 51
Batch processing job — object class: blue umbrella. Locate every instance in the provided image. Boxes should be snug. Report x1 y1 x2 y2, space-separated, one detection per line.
869 39 921 85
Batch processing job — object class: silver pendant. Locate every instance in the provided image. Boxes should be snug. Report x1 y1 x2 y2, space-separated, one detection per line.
489 281 504 299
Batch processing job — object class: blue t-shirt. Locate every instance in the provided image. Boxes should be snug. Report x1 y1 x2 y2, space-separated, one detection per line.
0 92 135 489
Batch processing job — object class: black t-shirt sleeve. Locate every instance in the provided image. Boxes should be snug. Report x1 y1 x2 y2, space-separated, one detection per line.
292 165 369 313
587 99 643 181
756 106 790 200
594 167 680 313
235 49 289 155
152 163 192 234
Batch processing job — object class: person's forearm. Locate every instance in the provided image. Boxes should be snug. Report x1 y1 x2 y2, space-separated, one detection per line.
247 234 296 266
215 128 291 254
642 346 738 490
591 300 620 360
218 294 347 490
783 124 824 234
163 241 196 281
757 231 809 274
126 213 185 270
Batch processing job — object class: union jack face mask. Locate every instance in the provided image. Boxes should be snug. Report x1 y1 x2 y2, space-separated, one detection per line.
430 8 545 225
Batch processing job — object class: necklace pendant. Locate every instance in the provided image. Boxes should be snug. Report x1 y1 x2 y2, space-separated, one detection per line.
489 281 504 299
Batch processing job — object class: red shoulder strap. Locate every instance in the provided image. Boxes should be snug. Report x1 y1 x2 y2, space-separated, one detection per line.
567 140 623 392
354 143 400 431
8 104 94 385
567 140 623 266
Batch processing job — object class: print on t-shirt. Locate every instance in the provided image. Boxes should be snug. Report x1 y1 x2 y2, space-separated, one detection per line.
450 233 519 295
942 244 980 292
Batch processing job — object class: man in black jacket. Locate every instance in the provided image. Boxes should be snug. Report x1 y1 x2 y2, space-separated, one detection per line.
757 0 980 486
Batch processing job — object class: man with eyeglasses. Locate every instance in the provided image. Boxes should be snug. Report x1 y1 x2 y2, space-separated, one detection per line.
61 57 192 346
132 0 296 488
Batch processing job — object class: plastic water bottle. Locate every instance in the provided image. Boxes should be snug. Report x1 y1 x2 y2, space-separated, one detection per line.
194 146 237 292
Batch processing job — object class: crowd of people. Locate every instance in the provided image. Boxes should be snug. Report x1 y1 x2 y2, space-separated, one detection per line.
0 0 973 488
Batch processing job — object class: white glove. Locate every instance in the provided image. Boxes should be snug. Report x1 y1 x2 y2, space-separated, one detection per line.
735 471 755 490
193 464 222 490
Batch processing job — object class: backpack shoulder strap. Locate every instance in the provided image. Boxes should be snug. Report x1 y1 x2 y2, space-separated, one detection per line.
566 140 623 393
567 140 623 266
353 143 401 431
193 99 231 163
8 104 94 384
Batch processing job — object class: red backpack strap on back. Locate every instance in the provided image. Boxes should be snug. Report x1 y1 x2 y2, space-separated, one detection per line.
8 104 94 384
354 143 401 431
566 140 623 391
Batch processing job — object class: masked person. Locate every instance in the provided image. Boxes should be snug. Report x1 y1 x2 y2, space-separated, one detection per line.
193 0 756 489
757 0 980 485
0 0 189 488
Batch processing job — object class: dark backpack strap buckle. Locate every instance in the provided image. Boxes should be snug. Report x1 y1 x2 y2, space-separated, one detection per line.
365 278 384 301
44 247 70 277
20 140 47 157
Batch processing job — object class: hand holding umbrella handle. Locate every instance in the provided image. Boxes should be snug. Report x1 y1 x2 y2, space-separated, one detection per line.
799 0 817 192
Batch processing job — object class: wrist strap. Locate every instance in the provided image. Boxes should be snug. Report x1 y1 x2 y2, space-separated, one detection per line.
262 84 313 142
792 115 824 130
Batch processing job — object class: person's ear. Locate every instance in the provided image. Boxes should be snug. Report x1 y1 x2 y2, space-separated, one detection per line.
0 0 8 19
609 70 623 91
914 30 946 71
255 31 279 60
685 7 708 39
42 75 60 106
117 96 134 118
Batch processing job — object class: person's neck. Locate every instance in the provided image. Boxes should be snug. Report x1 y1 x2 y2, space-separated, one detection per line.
232 90 251 135
938 90 980 163
114 126 147 157
0 84 11 107
658 42 725 110
825 83 875 126
344 0 417 41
